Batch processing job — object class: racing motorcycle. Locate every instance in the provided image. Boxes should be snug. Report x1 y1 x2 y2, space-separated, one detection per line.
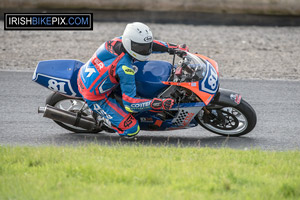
32 51 256 137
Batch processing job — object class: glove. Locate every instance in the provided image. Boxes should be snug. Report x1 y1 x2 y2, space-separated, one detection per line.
168 49 187 57
168 44 189 55
178 44 189 52
168 49 188 58
162 99 174 110
151 98 174 110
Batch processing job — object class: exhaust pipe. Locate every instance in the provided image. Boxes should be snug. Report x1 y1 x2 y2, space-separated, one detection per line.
38 105 97 130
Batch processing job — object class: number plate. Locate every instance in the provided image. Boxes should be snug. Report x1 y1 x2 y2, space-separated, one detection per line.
33 74 79 97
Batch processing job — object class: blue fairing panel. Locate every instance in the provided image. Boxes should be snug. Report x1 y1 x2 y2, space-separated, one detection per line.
32 60 84 97
134 60 172 98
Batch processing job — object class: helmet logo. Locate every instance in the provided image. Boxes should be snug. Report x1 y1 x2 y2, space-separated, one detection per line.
144 36 152 42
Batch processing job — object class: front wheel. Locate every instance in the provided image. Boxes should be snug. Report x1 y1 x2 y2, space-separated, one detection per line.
196 99 257 137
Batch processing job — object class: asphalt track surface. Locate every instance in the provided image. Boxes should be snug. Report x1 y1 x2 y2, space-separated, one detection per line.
1 70 299 150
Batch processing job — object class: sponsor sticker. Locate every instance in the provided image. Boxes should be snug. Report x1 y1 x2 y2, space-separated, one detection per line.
122 65 135 75
91 54 104 71
93 104 112 119
124 115 135 128
131 101 151 109
140 117 154 123
183 113 195 126
230 94 242 104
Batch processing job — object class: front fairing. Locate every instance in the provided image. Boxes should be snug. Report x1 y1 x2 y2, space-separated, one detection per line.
163 53 219 105
197 59 219 104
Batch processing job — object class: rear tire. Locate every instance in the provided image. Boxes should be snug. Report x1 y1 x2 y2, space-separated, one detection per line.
196 99 256 137
46 92 100 133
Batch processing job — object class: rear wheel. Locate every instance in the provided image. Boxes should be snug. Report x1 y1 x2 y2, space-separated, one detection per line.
46 92 100 133
196 99 256 137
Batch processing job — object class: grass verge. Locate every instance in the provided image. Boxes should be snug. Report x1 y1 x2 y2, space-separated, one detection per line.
0 145 299 200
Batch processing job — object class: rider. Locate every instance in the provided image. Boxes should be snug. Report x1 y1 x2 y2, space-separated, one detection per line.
77 22 189 137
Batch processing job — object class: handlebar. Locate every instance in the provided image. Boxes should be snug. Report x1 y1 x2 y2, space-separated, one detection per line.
168 48 187 58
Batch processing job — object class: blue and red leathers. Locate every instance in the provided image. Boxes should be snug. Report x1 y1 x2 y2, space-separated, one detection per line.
77 37 181 136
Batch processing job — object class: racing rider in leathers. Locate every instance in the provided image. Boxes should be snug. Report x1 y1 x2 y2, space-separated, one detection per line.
77 22 189 137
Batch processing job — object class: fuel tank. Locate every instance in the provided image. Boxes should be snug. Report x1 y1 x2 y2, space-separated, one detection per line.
134 60 172 98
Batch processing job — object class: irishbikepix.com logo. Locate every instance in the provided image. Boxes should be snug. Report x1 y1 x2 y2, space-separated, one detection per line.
4 13 93 30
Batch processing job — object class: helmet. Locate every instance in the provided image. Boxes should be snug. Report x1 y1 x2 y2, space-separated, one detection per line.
122 22 153 61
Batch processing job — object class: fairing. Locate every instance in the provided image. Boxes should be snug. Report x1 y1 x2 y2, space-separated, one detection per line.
163 53 219 105
32 59 83 97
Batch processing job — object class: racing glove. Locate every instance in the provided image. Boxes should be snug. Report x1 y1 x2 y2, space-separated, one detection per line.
150 98 174 110
168 44 189 57
168 49 187 57
178 44 189 52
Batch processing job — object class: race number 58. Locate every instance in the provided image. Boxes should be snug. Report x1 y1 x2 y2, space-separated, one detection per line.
48 79 66 93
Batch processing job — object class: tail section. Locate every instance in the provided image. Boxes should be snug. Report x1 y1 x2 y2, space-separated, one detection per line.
32 59 84 97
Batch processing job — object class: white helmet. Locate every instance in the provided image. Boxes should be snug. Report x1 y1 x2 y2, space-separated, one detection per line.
122 22 153 61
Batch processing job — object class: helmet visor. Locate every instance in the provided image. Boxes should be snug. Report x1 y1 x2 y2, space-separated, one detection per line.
131 41 153 56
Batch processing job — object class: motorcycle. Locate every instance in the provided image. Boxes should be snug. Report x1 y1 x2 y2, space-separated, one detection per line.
32 51 256 137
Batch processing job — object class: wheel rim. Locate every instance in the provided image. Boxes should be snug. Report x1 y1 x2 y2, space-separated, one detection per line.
54 99 93 131
198 107 248 135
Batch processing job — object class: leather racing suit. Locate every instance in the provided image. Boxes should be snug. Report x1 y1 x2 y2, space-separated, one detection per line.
77 37 183 136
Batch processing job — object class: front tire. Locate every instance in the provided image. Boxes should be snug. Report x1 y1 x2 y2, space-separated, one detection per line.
196 99 257 137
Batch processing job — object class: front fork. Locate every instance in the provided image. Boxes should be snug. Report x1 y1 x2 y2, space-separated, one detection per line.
200 88 241 126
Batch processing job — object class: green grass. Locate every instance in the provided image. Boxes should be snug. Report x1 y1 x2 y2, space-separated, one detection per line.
0 145 299 200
